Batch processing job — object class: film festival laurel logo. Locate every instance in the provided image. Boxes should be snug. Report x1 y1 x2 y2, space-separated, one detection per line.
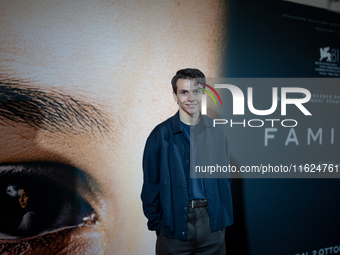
319 46 339 63
315 46 340 76
319 46 332 62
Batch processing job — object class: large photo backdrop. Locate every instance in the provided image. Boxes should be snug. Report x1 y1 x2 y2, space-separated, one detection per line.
0 1 228 254
0 1 338 255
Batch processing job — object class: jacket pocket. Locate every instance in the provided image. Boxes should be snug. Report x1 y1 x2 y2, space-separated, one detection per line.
160 184 174 233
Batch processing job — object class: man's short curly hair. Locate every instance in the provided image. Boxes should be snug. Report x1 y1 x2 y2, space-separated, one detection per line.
171 68 206 94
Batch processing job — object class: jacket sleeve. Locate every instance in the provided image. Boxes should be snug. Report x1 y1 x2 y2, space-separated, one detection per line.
141 129 162 232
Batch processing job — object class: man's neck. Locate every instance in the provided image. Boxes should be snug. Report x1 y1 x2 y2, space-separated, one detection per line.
179 108 201 125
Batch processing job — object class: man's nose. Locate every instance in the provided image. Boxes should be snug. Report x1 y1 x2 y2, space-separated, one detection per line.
187 92 193 101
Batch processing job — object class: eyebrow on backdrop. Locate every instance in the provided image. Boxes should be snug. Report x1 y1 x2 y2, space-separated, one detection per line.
0 78 111 136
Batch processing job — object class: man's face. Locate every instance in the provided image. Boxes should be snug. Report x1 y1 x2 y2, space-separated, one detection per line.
173 79 204 116
0 1 226 254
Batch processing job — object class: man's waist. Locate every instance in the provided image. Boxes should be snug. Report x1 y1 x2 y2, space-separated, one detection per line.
189 199 208 208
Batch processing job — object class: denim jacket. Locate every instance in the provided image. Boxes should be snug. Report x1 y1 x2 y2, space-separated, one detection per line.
141 111 233 240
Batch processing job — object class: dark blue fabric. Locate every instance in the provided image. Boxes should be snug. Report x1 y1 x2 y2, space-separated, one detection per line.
141 111 233 241
180 121 206 201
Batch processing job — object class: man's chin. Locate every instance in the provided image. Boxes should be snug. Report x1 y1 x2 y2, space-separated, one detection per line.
185 109 199 116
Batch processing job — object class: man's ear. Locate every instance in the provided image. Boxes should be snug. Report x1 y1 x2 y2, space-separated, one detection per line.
173 91 178 104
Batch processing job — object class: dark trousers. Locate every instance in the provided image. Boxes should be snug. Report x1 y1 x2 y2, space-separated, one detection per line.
156 206 226 255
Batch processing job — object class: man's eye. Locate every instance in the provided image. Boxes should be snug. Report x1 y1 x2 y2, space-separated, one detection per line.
181 91 187 95
0 162 98 238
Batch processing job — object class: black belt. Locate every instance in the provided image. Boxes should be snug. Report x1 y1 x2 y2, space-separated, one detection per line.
189 199 208 208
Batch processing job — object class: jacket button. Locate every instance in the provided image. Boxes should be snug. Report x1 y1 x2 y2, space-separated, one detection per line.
182 232 185 235
186 182 188 185
184 207 187 210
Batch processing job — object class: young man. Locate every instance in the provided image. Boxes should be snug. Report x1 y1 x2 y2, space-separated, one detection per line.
141 68 233 254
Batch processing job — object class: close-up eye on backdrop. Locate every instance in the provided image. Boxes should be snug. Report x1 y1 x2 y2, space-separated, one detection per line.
0 163 105 254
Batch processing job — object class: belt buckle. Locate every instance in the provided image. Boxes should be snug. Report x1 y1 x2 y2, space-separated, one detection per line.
192 200 194 208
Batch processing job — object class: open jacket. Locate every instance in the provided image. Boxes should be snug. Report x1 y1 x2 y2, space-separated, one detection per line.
141 111 233 240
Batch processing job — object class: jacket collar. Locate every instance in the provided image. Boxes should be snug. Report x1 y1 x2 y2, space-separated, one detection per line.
172 111 182 134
